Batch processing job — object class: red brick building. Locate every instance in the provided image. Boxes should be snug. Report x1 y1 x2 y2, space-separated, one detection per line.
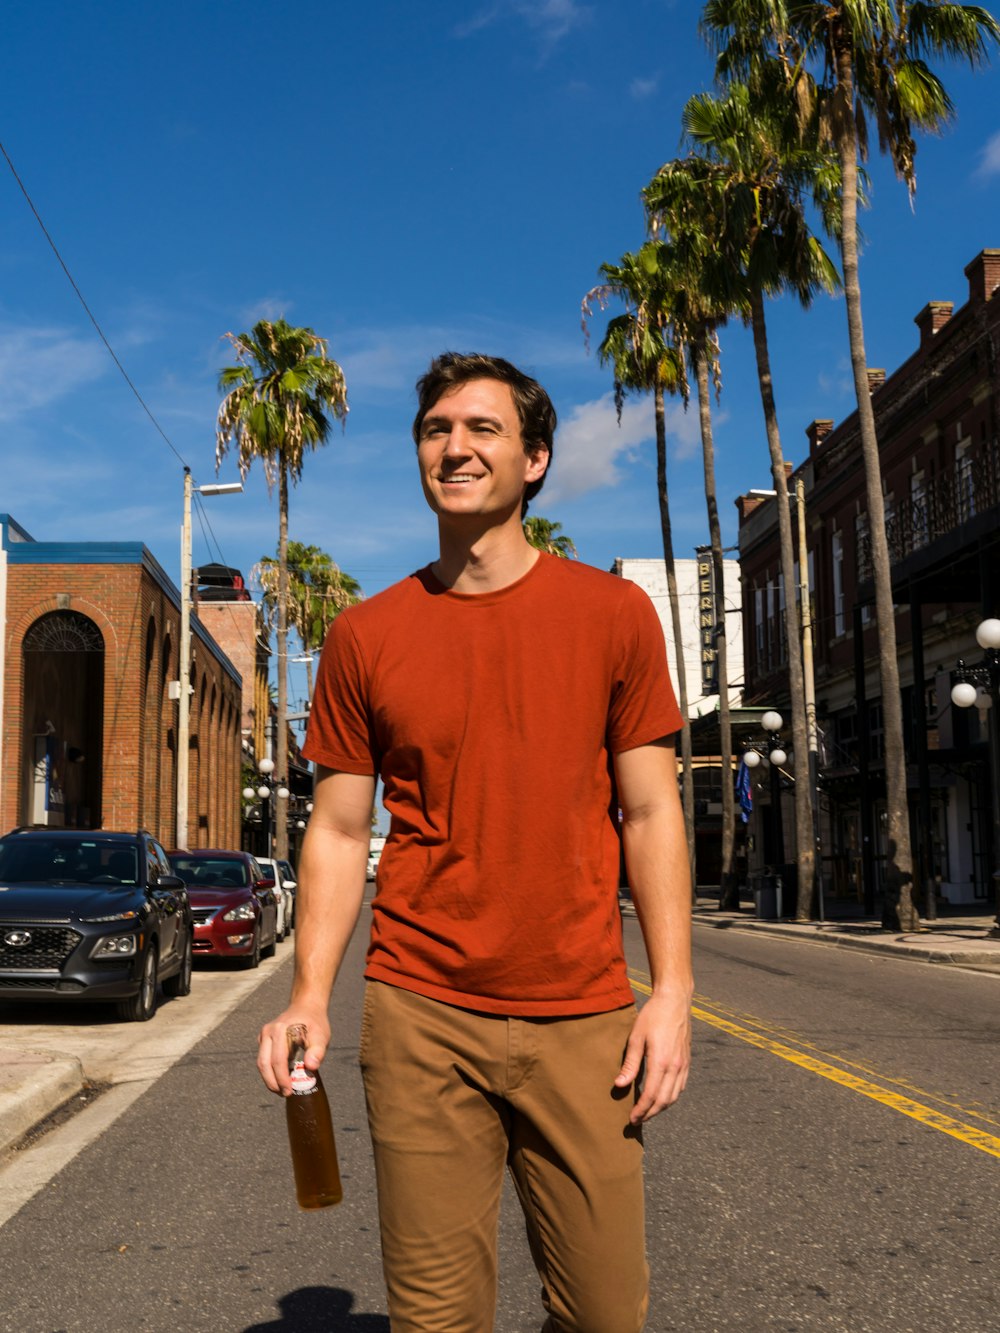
1 516 242 847
737 249 1000 913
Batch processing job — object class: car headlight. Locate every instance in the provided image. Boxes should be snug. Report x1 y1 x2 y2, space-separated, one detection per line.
222 903 256 922
82 909 139 923
92 934 138 959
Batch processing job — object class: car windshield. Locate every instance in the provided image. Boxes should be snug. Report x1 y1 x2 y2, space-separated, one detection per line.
169 856 250 888
0 837 138 886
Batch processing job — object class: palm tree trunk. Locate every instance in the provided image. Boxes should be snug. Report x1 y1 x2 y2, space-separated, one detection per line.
275 462 290 861
654 381 696 892
694 342 736 905
834 45 917 930
749 289 815 918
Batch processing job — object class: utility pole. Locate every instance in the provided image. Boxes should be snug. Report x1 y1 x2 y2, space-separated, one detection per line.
796 478 823 919
176 469 243 850
177 468 194 850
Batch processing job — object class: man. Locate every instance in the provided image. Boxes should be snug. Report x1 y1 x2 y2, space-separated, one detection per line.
258 352 693 1332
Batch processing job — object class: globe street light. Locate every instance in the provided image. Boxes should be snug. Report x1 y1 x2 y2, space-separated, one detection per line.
951 617 1000 934
742 711 796 917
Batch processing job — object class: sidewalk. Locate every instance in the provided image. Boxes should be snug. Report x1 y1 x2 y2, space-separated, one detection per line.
690 892 1000 971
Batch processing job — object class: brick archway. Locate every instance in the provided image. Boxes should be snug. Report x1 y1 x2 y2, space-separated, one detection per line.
21 610 105 827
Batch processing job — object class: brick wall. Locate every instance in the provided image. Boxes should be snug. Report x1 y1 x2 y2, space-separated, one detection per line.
3 560 241 846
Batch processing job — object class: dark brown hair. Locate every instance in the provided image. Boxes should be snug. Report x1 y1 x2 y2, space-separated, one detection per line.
412 352 556 514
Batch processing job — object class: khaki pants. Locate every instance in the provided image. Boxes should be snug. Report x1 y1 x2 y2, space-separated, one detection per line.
360 980 649 1333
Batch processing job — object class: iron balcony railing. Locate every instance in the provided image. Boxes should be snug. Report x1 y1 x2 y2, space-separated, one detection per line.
857 437 1000 582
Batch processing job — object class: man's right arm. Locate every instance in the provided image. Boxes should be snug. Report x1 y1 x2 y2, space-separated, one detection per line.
256 765 376 1095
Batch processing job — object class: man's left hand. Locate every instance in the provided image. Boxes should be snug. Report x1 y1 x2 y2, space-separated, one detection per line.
614 988 691 1124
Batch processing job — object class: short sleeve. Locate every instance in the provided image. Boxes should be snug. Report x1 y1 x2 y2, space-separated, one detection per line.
607 582 683 753
302 612 379 775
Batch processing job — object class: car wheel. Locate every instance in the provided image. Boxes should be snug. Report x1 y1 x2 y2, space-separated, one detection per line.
163 930 193 998
240 929 261 970
117 944 158 1022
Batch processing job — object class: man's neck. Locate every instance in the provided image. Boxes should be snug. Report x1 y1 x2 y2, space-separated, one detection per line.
432 519 540 595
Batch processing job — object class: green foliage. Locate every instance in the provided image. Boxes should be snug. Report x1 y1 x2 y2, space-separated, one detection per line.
701 1 1000 196
254 541 362 653
523 516 578 558
216 318 348 489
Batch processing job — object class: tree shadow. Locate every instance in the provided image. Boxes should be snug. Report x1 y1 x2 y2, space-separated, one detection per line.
243 1286 390 1332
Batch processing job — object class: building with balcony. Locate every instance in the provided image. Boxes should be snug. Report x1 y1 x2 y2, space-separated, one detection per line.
737 249 1000 913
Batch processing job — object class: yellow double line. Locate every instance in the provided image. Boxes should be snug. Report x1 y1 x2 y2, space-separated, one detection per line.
628 970 1000 1160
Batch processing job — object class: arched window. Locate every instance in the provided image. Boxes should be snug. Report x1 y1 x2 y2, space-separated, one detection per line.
22 611 105 827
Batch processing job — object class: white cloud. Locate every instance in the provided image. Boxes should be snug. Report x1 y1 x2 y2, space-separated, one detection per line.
236 296 293 327
0 326 107 422
975 129 1000 179
546 394 651 500
454 0 590 45
547 390 706 502
630 76 658 101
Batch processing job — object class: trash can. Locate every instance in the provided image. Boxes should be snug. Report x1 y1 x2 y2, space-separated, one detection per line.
753 873 779 920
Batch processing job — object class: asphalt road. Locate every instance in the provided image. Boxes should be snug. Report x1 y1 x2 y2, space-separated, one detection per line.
0 908 997 1333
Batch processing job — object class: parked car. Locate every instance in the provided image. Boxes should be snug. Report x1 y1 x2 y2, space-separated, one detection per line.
256 857 291 942
276 859 297 932
367 837 386 882
0 828 193 1022
167 850 278 968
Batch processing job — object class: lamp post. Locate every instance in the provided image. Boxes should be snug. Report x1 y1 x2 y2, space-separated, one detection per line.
177 468 243 850
950 617 1000 935
245 755 292 859
743 710 793 915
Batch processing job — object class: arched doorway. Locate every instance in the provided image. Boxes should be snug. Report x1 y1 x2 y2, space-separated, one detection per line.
21 611 104 828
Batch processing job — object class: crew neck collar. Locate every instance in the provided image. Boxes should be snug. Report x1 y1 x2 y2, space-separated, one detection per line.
417 551 549 603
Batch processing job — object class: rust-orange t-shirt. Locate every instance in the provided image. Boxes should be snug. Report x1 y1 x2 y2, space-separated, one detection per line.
303 553 682 1016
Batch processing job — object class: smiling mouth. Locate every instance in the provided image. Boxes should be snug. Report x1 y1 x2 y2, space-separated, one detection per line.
439 473 484 484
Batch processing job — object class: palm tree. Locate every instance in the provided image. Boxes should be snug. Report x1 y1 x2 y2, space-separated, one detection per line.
217 319 349 859
702 0 1000 930
600 235 742 906
582 254 697 890
253 542 363 700
645 83 842 918
523 515 578 558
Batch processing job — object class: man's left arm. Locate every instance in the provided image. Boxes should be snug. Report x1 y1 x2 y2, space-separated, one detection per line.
613 735 693 1124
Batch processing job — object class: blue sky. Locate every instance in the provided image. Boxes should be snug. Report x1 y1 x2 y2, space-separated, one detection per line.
3 1 1000 709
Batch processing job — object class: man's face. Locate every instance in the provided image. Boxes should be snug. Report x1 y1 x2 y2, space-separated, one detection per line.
416 379 548 523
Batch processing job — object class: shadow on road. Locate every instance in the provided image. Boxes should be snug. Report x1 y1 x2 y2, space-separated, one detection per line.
243 1286 389 1332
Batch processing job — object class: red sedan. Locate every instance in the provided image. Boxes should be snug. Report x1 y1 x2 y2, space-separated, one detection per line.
168 850 278 969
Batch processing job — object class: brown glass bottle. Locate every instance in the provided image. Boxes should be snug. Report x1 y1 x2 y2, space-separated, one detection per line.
285 1024 343 1210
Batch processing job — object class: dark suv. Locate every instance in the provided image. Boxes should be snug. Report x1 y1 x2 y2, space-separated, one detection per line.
0 829 193 1022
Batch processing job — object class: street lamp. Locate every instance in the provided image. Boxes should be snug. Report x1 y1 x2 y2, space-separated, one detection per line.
950 617 1000 934
249 756 292 858
176 468 243 849
742 711 796 916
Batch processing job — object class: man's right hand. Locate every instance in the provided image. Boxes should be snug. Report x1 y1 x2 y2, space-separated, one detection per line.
257 1004 331 1096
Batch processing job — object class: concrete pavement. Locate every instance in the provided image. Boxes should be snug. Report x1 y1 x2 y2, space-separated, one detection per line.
691 894 1000 971
3 900 998 1171
0 949 292 1166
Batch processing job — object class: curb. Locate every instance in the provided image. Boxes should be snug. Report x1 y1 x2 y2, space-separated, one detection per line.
692 915 1000 970
0 1051 84 1156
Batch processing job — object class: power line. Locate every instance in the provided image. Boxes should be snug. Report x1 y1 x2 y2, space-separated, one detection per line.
0 137 188 468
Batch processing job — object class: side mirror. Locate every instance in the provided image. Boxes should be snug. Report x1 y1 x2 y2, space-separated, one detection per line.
255 877 275 891
282 880 295 889
157 874 186 890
